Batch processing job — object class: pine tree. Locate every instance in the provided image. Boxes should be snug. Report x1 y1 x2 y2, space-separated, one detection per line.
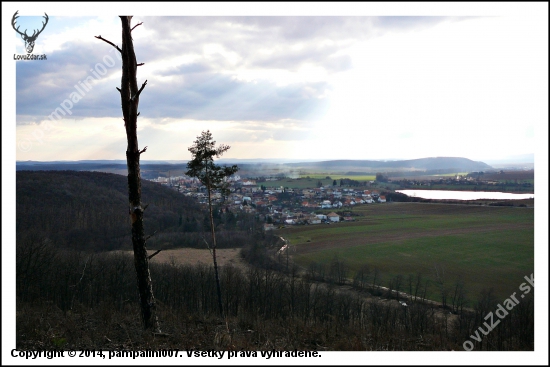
186 130 238 318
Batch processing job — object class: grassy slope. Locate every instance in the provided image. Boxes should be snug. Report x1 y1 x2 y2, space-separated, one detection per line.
282 203 534 302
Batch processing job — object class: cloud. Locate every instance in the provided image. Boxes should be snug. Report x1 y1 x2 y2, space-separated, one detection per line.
16 40 123 121
140 16 374 71
221 119 317 143
141 73 330 121
371 16 452 32
15 16 450 126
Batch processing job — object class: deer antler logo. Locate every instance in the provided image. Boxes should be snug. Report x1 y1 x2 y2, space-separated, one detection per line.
12 11 49 54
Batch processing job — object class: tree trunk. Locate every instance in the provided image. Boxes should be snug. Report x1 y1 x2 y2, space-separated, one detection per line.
207 179 224 318
119 16 159 331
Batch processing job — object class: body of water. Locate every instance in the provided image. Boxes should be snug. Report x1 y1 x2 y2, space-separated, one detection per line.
396 189 534 201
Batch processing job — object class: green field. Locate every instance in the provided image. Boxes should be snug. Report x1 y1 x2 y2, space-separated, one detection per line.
279 202 534 303
299 174 377 181
258 175 377 189
427 184 534 192
429 172 469 177
257 178 334 189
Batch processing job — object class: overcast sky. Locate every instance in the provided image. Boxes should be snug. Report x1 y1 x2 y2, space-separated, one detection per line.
5 3 548 162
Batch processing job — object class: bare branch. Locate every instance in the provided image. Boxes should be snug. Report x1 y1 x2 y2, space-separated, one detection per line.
153 332 171 337
94 35 122 53
139 146 148 155
116 87 122 93
201 235 213 257
132 80 147 101
131 22 143 32
148 249 161 260
70 256 90 310
137 63 145 66
138 80 147 95
145 230 157 241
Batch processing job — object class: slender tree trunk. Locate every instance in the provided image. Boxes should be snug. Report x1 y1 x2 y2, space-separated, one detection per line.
207 179 224 318
119 16 159 331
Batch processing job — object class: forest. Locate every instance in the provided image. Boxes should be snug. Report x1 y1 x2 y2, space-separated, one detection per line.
16 171 257 251
16 239 534 351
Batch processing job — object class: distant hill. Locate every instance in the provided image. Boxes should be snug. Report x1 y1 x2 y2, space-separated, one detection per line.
16 161 191 179
15 157 493 178
285 157 492 173
16 171 202 251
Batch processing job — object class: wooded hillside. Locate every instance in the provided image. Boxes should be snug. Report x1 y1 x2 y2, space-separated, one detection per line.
16 171 202 251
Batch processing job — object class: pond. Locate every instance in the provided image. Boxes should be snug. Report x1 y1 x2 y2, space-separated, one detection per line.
395 189 534 201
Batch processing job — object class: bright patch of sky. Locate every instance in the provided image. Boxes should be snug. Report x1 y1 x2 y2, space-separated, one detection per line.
4 3 547 163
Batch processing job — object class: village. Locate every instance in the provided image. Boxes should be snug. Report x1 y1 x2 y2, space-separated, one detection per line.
147 168 534 230
147 174 388 229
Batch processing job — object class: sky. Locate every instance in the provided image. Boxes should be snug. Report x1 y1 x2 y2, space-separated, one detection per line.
4 3 548 163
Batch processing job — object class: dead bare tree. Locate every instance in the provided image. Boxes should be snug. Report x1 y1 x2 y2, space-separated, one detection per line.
95 16 159 332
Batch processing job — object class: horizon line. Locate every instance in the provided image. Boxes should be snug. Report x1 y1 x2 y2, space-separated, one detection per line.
15 155 535 165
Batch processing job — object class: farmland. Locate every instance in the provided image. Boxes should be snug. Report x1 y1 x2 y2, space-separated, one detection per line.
299 174 377 181
257 177 335 189
257 176 377 190
279 202 534 303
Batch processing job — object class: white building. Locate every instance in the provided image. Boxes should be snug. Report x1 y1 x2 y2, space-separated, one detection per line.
327 212 340 222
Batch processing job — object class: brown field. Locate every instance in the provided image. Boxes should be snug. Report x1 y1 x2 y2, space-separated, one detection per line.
144 247 247 269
